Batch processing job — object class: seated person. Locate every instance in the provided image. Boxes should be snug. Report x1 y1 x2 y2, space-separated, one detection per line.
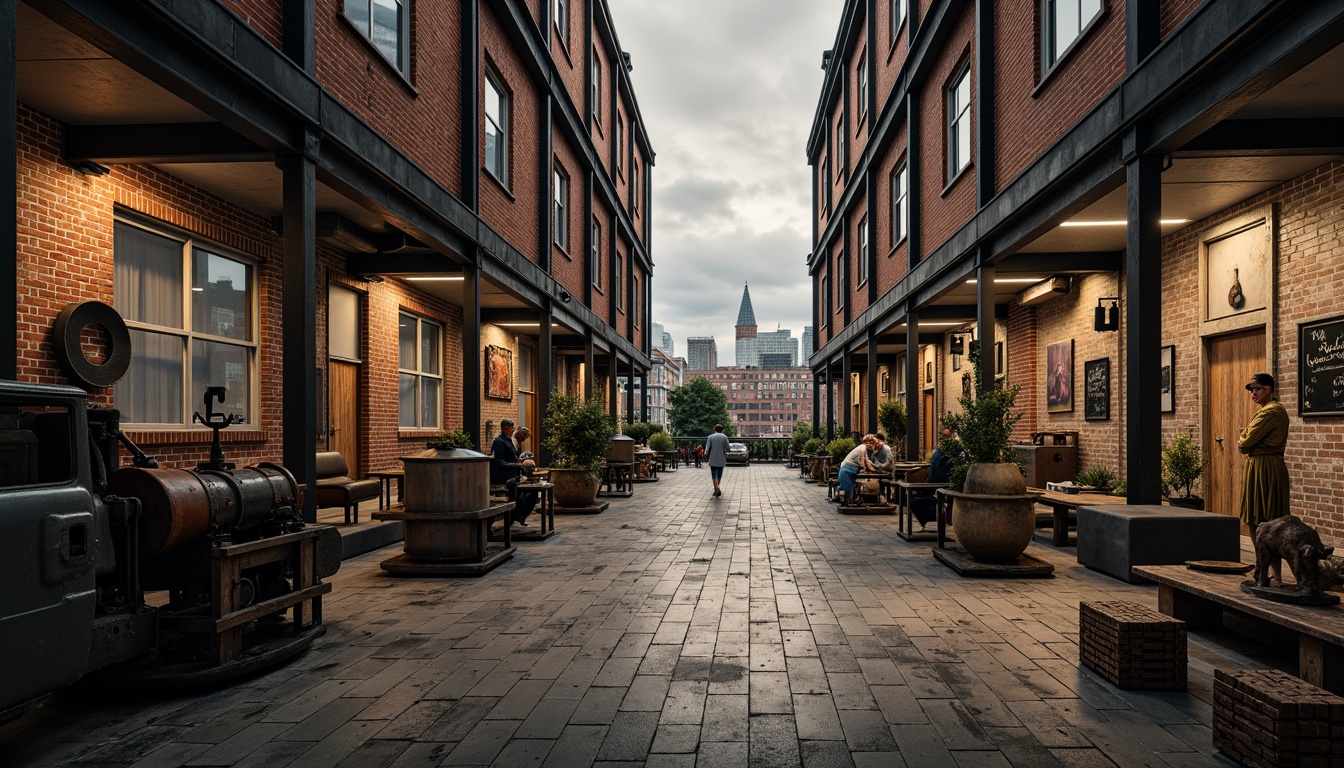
519 451 537 478
491 419 538 532
835 435 878 506
910 429 955 527
866 433 894 474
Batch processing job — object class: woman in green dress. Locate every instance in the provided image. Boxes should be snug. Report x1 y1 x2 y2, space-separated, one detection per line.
1239 372 1290 583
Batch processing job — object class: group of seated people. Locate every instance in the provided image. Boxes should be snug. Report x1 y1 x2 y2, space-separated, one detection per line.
834 428 954 526
490 419 539 534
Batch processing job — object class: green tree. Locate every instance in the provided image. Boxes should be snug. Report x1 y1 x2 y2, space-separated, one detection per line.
668 376 734 437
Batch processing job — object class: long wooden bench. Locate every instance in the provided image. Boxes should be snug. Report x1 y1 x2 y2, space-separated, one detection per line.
1133 564 1344 694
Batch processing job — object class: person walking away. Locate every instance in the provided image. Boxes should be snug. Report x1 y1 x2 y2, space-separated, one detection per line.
836 435 877 506
490 419 538 533
705 424 730 497
1239 372 1290 584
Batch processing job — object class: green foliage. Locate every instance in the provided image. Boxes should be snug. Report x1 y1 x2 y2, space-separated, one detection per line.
828 437 857 466
1076 465 1118 491
939 342 1023 491
647 431 675 452
877 400 907 460
791 421 814 455
802 437 825 455
1112 475 1128 496
427 427 475 451
543 393 616 475
1162 431 1206 499
648 423 665 434
668 377 732 437
623 421 652 444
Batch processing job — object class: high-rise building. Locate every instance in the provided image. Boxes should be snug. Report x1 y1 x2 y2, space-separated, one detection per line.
801 327 814 363
687 337 717 371
650 321 674 355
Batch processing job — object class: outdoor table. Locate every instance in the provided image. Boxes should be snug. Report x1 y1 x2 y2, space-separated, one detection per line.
853 471 887 504
934 488 956 549
600 461 634 497
634 450 658 480
880 463 930 503
895 481 951 540
514 479 555 540
657 451 679 471
365 469 405 510
1033 488 1135 546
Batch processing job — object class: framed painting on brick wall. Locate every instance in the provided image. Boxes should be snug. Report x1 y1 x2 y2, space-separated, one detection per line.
486 345 513 400
1160 345 1175 413
1046 339 1073 413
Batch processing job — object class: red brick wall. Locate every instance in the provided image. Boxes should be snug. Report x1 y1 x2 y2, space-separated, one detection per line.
874 130 910 294
1007 303 1039 442
615 99 630 199
315 0 463 199
876 0 911 114
917 5 975 260
1161 0 1204 38
994 0 1125 192
551 128 585 297
480 3 543 262
848 19 871 163
220 0 282 48
631 143 646 232
848 197 871 317
591 38 611 175
591 198 611 319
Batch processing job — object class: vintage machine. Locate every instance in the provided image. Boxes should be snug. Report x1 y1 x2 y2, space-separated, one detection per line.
0 379 342 721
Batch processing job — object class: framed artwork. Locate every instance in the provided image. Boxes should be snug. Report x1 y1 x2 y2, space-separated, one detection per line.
925 360 934 385
1046 339 1073 413
995 341 1004 378
961 374 972 400
1084 358 1110 421
1160 345 1175 413
1300 313 1344 416
485 345 513 400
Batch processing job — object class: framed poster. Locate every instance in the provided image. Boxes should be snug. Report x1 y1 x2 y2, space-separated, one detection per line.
1160 345 1175 413
1084 358 1110 421
925 360 934 385
485 345 513 400
995 341 1004 378
1299 314 1344 416
1046 339 1073 413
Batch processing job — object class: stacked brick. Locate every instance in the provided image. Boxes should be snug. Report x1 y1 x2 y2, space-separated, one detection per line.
1078 600 1186 691
1213 668 1344 768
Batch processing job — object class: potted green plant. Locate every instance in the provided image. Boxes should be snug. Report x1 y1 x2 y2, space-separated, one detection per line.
1162 431 1206 509
542 393 616 507
1076 466 1118 494
647 431 675 453
623 421 651 445
877 400 908 461
939 343 1036 562
827 437 857 467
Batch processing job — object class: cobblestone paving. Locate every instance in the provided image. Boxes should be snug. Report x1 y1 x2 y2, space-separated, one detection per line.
1 464 1261 767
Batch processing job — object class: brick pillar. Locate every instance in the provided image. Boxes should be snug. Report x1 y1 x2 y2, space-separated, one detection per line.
1008 304 1038 442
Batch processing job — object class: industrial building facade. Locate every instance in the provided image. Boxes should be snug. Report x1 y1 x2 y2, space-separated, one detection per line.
809 1 1344 534
4 0 655 516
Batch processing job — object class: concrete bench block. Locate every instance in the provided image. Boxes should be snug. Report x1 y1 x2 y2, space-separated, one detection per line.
1076 504 1241 583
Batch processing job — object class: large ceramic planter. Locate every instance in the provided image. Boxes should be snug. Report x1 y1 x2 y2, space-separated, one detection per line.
945 462 1040 562
551 467 600 507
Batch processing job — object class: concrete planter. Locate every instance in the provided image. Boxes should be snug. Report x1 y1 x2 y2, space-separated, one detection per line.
945 463 1041 562
551 467 600 508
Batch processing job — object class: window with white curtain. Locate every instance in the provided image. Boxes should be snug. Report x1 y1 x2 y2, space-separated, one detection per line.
553 166 569 250
892 161 908 245
344 0 409 73
398 312 442 429
858 220 869 285
113 219 256 427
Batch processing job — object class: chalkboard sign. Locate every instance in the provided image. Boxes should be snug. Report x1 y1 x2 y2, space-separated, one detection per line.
1084 358 1110 421
1300 314 1344 417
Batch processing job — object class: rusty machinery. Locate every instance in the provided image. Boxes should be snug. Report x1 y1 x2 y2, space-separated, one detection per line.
0 302 341 721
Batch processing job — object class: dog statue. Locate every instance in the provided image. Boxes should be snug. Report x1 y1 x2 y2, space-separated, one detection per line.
1253 515 1335 596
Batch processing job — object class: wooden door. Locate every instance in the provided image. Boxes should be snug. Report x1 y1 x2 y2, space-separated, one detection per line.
329 360 360 479
923 391 936 459
1205 329 1265 518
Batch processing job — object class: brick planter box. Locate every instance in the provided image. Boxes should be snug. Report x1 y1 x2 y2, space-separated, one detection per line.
1214 668 1344 768
1079 600 1187 690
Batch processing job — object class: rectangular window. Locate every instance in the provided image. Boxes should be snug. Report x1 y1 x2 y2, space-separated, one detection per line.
553 0 568 46
891 161 908 245
1044 0 1103 70
634 277 641 328
837 251 847 310
113 219 256 427
891 0 907 41
858 221 869 285
485 69 509 185
857 56 868 119
836 115 845 178
946 63 972 181
822 158 831 211
821 275 830 326
615 254 623 310
553 166 569 250
398 313 442 429
616 115 624 171
344 0 408 73
591 52 602 125
590 218 602 290
632 163 640 215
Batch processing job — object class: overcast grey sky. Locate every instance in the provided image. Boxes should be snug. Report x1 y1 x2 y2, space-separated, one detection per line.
606 0 844 365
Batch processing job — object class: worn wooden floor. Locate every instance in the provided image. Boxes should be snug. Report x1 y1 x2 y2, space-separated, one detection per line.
1 463 1273 767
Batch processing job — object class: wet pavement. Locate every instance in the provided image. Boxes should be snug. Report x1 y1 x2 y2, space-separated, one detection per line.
1 462 1262 767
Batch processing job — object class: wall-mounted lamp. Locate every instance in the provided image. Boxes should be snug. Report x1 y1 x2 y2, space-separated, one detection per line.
70 160 110 177
949 331 974 356
1094 297 1120 332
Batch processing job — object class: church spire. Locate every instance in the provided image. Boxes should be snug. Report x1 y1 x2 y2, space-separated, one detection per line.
735 282 757 333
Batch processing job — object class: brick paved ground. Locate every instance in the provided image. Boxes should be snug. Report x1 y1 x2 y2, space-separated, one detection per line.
1 463 1267 767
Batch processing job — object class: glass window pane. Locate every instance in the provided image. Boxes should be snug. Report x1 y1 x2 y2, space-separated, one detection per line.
957 72 971 114
485 122 500 175
192 249 251 341
328 284 361 361
192 340 250 423
1081 0 1101 22
373 0 402 68
420 377 440 428
399 373 417 427
957 114 971 171
114 221 183 329
345 0 370 35
1056 0 1079 60
485 79 500 123
116 329 184 424
399 314 416 369
420 320 440 374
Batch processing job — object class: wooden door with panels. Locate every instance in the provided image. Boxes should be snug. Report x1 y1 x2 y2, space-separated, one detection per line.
1205 328 1265 520
327 284 363 480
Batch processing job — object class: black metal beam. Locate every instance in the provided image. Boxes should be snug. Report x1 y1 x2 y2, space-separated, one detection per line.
994 251 1124 273
975 259 994 395
904 312 919 463
842 353 852 437
538 307 552 465
63 122 269 164
1125 150 1163 505
1 0 14 381
1177 118 1344 157
1126 0 1159 71
866 330 878 434
461 0 479 211
280 146 318 523
975 0 995 209
463 264 482 448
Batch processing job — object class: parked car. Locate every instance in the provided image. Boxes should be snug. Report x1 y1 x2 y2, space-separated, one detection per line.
726 442 750 466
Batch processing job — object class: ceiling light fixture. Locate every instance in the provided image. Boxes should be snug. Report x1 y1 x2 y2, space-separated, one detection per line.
1059 219 1189 227
964 278 1048 284
404 276 465 282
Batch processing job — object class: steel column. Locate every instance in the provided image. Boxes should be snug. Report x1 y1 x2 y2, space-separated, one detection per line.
461 0 479 211
842 353 853 437
905 313 920 464
0 0 14 381
463 263 482 449
976 260 995 394
1125 150 1163 504
538 308 552 465
866 331 878 435
280 147 318 523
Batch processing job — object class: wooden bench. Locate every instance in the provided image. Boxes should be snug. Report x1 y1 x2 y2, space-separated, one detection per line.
1213 668 1344 767
1079 600 1186 691
1134 564 1344 694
